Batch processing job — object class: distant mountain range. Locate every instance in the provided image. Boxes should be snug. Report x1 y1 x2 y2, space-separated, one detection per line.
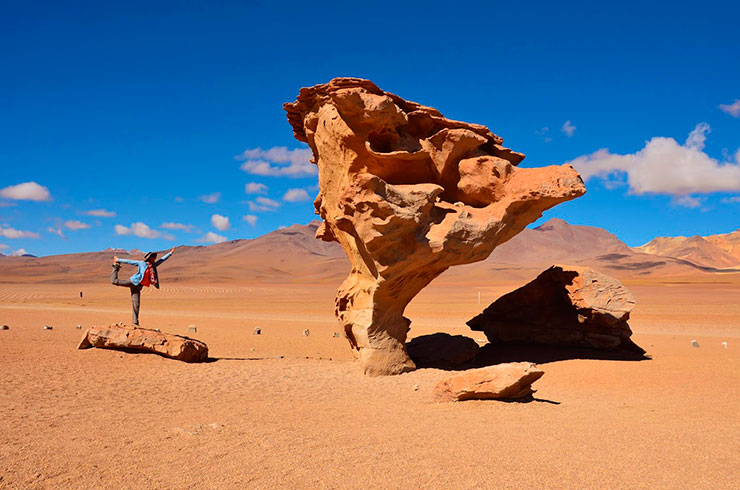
1 219 739 285
635 229 740 268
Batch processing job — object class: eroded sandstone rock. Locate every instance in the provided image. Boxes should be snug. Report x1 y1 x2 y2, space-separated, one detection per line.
433 362 544 402
468 265 643 352
77 324 209 362
284 78 585 375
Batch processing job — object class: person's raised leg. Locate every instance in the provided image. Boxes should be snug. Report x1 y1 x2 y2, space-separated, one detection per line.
130 285 141 326
111 263 134 287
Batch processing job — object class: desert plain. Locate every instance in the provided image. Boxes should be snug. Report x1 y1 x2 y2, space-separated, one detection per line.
1 221 740 489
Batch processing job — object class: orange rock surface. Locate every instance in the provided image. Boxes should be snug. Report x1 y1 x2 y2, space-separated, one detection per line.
433 362 545 402
284 78 586 375
78 324 209 363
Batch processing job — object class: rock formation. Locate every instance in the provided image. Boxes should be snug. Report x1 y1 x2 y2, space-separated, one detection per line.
406 333 480 369
78 324 209 362
284 78 586 375
433 362 544 402
468 265 643 352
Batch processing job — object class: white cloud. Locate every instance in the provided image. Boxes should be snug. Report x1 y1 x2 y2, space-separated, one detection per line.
48 226 66 238
719 99 740 118
161 222 195 232
199 192 221 204
199 232 227 244
10 248 28 256
243 214 258 226
568 123 740 196
115 222 173 240
283 188 311 202
237 146 317 177
245 182 268 194
0 182 51 201
673 195 702 208
256 196 280 207
174 196 184 203
0 243 8 250
247 196 281 212
685 122 709 150
0 226 39 239
561 120 576 137
86 209 116 217
211 214 231 231
722 196 740 204
64 220 91 230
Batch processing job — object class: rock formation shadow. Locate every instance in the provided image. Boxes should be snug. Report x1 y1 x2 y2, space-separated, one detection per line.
407 333 649 372
470 342 651 368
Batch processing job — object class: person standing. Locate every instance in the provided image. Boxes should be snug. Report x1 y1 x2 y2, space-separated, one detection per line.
111 247 175 326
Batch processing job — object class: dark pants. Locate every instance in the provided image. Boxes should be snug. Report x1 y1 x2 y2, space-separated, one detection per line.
111 265 143 325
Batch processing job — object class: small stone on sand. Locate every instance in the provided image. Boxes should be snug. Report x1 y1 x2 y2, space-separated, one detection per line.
253 326 261 335
302 329 310 336
691 340 700 348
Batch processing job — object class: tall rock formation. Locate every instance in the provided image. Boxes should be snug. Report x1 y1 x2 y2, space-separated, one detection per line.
284 78 586 375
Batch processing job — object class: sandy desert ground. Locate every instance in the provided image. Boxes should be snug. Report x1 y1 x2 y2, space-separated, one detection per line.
1 269 739 489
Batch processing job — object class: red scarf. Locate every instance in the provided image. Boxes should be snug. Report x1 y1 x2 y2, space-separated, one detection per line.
141 263 157 287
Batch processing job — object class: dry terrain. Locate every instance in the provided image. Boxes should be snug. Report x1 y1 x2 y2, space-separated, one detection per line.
2 266 740 488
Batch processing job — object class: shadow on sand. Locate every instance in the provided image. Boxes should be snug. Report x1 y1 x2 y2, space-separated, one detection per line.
408 335 650 373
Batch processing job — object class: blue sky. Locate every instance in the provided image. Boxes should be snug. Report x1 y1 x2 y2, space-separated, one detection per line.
1 0 739 257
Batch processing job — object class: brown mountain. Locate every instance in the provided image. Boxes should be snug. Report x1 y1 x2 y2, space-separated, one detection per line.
636 231 740 269
2 219 738 285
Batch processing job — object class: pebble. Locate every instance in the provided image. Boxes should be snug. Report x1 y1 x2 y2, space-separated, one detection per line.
721 341 728 349
302 329 310 336
1 325 9 330
691 340 700 348
413 384 420 391
43 325 53 330
332 332 340 338
253 326 261 335
76 324 82 329
188 325 197 333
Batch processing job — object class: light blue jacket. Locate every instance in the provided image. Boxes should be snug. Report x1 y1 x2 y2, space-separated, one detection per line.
117 251 172 287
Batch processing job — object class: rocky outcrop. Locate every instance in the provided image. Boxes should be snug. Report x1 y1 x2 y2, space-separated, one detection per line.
468 265 643 352
284 78 585 375
433 362 544 402
77 324 209 362
406 333 480 369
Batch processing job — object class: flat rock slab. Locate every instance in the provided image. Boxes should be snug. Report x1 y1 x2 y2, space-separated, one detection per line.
78 324 208 363
433 362 544 402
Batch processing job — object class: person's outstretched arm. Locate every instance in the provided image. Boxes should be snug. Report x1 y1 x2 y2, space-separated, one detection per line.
155 246 175 266
115 256 139 265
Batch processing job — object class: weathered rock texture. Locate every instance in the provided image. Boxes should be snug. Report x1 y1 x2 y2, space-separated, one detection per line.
468 265 643 352
78 324 209 363
433 362 544 402
284 78 586 375
406 333 480 369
